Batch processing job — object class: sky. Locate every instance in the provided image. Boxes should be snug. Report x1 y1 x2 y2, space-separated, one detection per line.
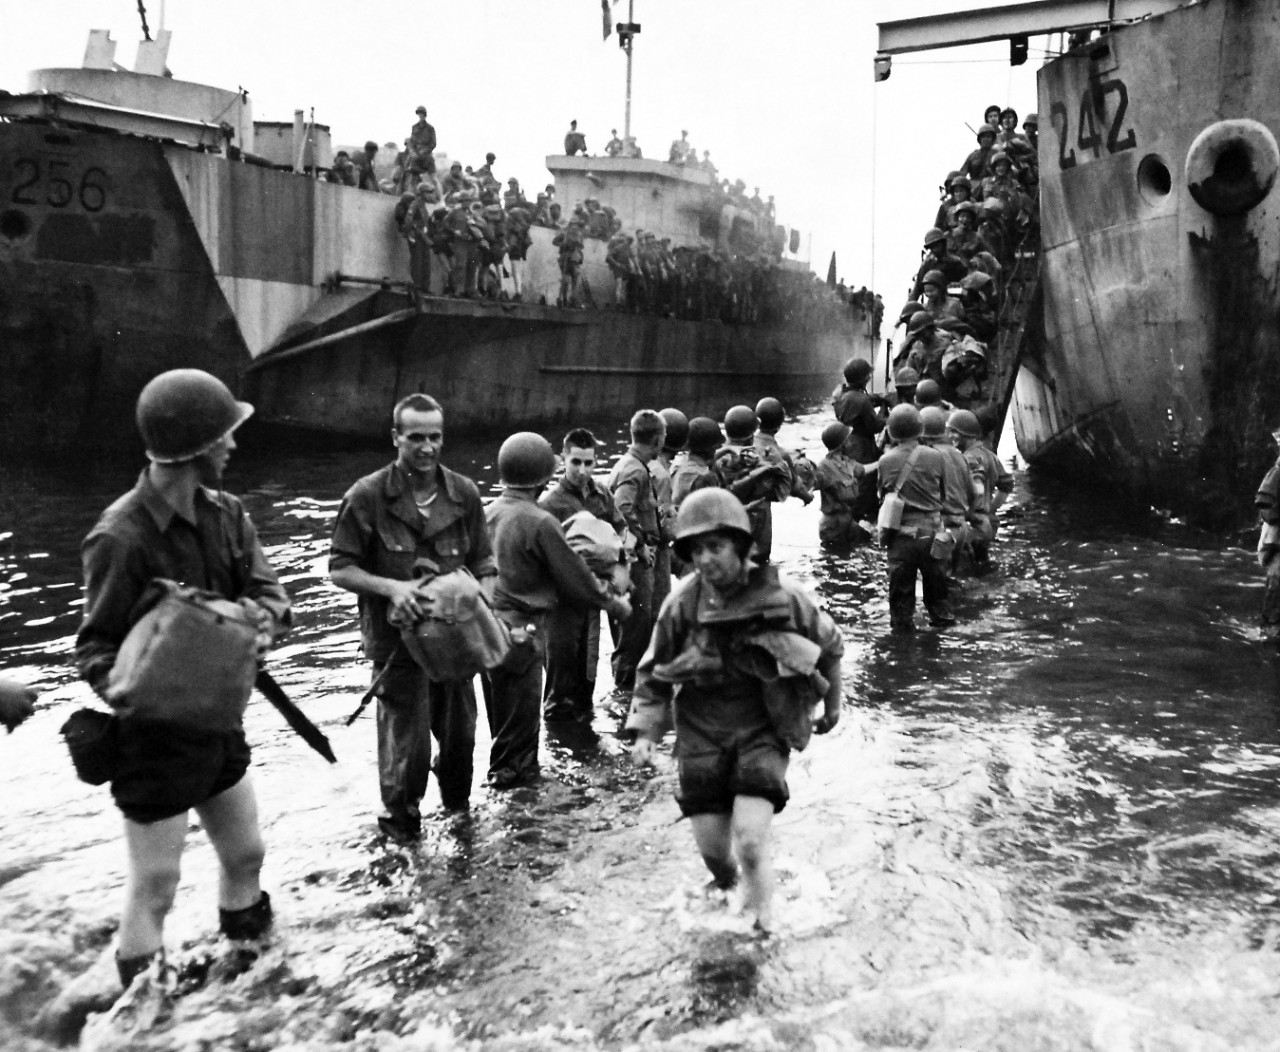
0 0 1046 317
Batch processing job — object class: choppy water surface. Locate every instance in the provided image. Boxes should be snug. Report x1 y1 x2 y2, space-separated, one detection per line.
3 409 1280 1051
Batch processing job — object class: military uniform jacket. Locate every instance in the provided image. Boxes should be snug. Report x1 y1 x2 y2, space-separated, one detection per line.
878 441 946 517
814 452 866 517
329 462 496 663
627 565 843 752
609 448 661 547
77 470 291 695
485 491 612 615
831 386 885 464
751 433 794 503
539 475 626 531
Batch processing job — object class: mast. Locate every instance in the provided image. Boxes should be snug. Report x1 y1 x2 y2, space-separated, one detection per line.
617 1 641 143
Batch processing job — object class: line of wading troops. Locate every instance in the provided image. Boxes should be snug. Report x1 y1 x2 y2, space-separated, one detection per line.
32 369 841 1013
11 361 1011 1013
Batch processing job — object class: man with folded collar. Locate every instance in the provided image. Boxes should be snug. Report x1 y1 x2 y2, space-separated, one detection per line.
330 393 496 838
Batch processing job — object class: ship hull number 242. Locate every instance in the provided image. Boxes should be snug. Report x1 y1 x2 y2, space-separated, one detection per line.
1048 78 1137 171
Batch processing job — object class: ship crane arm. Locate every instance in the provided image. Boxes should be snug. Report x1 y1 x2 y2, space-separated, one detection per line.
875 0 1187 76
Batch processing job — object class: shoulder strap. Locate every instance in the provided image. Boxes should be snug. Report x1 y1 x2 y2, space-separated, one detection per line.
892 445 925 496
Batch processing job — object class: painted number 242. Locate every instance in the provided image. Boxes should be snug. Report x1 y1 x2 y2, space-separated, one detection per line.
1048 78 1137 170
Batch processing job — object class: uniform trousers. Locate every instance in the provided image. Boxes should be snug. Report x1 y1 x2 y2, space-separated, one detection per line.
610 563 654 692
482 611 549 782
885 531 952 630
376 658 477 828
543 603 599 720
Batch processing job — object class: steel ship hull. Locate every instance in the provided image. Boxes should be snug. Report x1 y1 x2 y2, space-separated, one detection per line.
1009 0 1280 527
0 113 861 456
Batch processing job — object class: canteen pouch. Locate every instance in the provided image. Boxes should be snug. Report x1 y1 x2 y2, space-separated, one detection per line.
106 579 257 733
930 527 957 562
877 492 905 533
491 608 542 677
397 569 512 682
60 707 119 785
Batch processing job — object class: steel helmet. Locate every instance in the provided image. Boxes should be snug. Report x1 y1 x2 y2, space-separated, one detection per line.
754 397 785 431
990 151 1010 169
659 407 690 451
686 416 724 454
914 379 943 407
497 431 556 487
947 409 982 438
673 488 752 562
894 366 921 387
898 300 924 324
907 311 934 336
981 197 1006 217
953 201 978 218
1023 113 1039 128
723 405 758 441
921 269 946 291
923 227 947 247
960 271 993 292
821 421 852 451
886 404 923 441
1000 107 1018 123
948 174 972 190
136 369 253 463
920 406 948 439
843 357 874 385
977 123 998 142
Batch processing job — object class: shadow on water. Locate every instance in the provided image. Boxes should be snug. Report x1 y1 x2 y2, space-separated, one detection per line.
5 407 1280 1049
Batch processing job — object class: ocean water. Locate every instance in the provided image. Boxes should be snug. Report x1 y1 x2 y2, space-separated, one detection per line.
2 407 1279 1051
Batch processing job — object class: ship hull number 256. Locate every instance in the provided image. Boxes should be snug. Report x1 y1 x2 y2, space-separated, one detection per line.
9 159 108 212
1048 78 1137 171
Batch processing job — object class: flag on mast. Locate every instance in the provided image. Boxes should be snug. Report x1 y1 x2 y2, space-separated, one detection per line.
602 0 611 39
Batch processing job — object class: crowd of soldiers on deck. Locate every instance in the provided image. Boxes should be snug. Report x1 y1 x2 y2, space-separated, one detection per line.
327 108 868 324
889 104 1041 410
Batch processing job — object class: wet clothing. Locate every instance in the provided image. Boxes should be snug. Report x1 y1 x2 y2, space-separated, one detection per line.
330 462 495 822
627 565 843 816
1257 460 1280 636
814 450 870 547
671 456 722 507
77 470 291 823
483 490 617 781
749 432 795 564
608 448 662 691
831 385 885 464
878 441 951 630
538 476 626 719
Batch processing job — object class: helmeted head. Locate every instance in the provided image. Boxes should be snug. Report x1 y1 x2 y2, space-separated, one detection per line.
894 366 920 390
723 405 759 442
498 431 556 488
755 397 785 432
947 173 971 192
416 106 427 116
673 488 752 564
821 421 852 452
990 151 1010 173
921 270 946 295
898 300 924 325
136 369 253 463
680 417 719 458
947 409 982 440
923 227 947 249
659 408 689 452
1023 113 1038 130
364 140 378 154
843 357 874 386
914 379 943 407
977 123 998 144
974 403 1001 436
907 311 935 337
887 404 923 441
954 200 978 222
920 406 949 440
486 152 496 164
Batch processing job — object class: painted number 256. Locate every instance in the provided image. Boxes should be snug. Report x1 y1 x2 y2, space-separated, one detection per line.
1048 79 1137 171
10 159 108 211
